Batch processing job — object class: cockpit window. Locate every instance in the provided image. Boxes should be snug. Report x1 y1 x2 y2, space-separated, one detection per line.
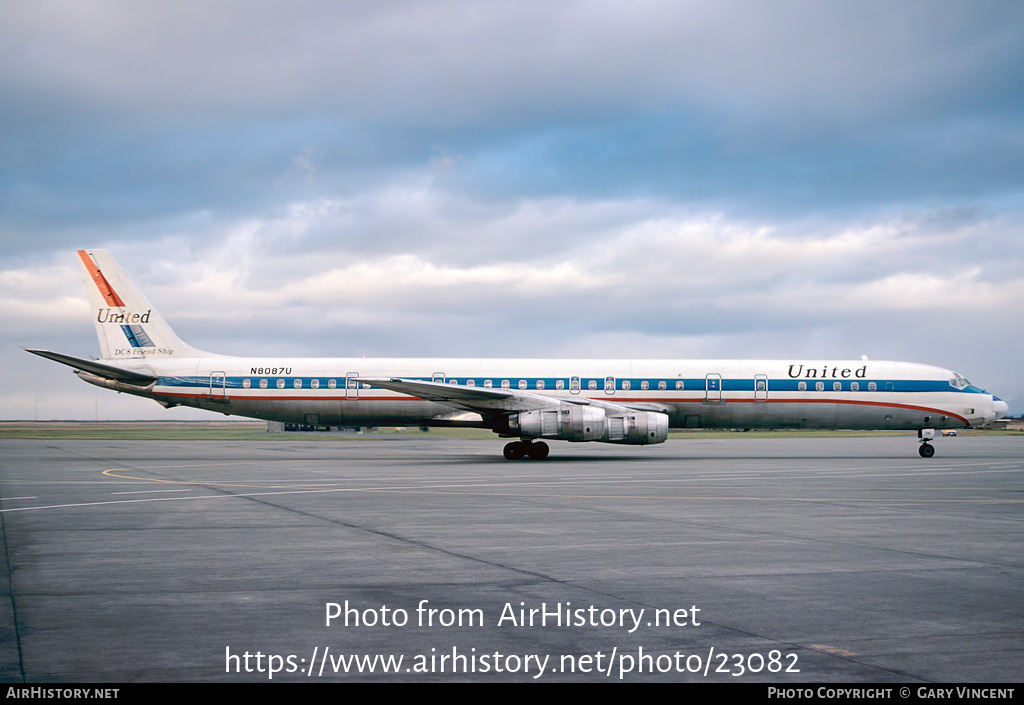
949 373 970 390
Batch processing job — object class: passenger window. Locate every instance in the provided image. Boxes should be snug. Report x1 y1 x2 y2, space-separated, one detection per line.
501 380 510 389
536 380 545 390
260 379 268 389
641 381 649 390
466 379 475 386
556 380 565 390
868 382 877 391
277 379 285 389
518 380 527 390
798 381 806 391
328 379 337 389
675 381 684 390
311 379 319 389
623 380 631 390
851 382 858 391
242 379 251 389
815 381 824 391
833 382 841 391
484 380 492 388
588 380 597 390
658 381 666 390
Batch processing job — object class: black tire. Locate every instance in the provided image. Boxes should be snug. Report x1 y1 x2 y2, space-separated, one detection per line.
526 441 550 460
503 441 525 460
919 443 935 458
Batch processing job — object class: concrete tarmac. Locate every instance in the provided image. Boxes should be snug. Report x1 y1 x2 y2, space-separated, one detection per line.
1 435 1021 683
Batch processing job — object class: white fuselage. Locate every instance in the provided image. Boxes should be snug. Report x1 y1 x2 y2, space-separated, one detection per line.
101 355 999 431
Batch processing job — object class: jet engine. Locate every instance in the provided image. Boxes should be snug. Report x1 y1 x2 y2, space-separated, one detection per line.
498 405 669 445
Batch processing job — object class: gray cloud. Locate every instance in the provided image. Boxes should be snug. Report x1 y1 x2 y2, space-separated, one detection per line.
5 2 1020 123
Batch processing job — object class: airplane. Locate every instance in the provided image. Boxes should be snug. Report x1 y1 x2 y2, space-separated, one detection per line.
27 249 1008 460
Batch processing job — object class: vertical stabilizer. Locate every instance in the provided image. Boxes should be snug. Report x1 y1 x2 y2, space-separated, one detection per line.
78 249 202 359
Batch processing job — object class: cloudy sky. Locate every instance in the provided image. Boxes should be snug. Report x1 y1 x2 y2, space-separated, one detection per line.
2 1 1022 420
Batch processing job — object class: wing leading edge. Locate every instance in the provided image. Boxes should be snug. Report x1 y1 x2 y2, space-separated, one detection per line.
357 376 670 415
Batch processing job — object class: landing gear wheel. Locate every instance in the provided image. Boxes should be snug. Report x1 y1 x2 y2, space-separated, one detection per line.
526 441 550 460
919 442 935 458
503 441 526 460
503 440 550 460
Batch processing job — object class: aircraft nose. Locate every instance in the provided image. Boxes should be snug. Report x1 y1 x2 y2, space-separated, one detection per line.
993 397 1009 420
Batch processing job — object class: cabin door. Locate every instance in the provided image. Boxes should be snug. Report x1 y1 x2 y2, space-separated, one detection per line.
755 374 768 401
345 372 360 399
705 373 722 401
209 372 227 401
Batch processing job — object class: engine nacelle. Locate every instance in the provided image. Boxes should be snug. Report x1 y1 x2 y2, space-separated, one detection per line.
510 405 606 442
501 406 669 445
601 411 669 445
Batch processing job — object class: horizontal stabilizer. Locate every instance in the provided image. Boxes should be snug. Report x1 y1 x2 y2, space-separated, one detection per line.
25 349 158 386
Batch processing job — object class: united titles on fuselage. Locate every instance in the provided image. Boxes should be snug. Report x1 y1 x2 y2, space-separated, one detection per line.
787 364 867 379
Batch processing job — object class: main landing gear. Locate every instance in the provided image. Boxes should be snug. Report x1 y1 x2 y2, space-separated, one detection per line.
503 440 550 460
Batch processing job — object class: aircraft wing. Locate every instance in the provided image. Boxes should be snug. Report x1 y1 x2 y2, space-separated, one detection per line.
357 377 558 413
25 349 158 386
357 377 671 416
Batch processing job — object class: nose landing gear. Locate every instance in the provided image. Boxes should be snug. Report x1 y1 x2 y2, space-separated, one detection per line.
918 428 936 458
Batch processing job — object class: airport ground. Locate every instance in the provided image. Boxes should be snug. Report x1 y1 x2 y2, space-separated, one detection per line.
0 430 1021 682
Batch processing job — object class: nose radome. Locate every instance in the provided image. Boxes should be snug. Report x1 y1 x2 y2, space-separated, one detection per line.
993 398 1009 420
